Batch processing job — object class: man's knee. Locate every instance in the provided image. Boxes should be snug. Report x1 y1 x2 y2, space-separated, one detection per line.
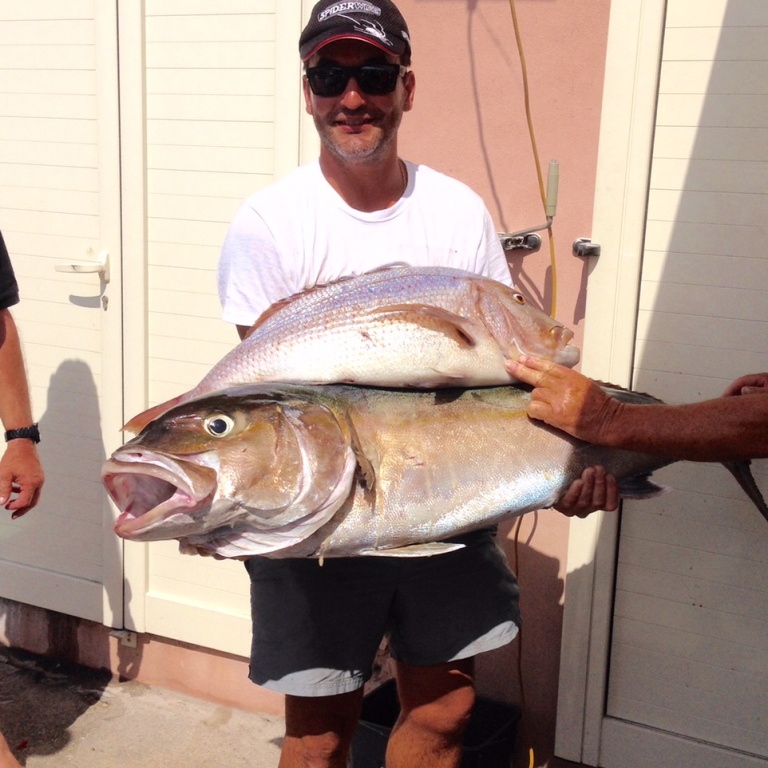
398 683 476 740
282 731 350 767
282 690 363 767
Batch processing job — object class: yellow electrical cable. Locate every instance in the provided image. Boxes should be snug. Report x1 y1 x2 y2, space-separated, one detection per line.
507 3 561 764
512 513 534 768
508 0 558 319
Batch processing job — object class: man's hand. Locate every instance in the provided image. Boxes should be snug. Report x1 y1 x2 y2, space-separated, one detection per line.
723 372 768 397
507 355 620 516
506 354 620 444
553 465 619 517
0 440 44 518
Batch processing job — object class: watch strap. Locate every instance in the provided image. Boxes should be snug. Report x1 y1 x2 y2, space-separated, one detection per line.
4 424 41 444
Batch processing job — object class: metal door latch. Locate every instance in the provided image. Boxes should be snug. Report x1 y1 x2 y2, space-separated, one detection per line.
55 249 111 282
573 238 601 258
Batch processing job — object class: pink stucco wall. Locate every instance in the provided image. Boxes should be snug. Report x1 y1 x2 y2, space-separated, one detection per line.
397 1 611 762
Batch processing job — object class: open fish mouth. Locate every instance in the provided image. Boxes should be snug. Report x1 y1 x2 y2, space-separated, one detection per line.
103 458 216 539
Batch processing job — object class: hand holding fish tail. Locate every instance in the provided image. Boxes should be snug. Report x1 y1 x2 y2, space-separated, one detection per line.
505 354 622 444
552 466 619 516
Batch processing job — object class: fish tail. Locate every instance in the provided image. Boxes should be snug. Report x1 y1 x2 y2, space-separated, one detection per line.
722 460 768 524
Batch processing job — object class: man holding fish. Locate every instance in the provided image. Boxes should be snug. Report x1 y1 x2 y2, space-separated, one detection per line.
214 2 611 766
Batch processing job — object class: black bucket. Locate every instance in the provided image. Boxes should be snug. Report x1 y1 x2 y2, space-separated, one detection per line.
352 679 521 767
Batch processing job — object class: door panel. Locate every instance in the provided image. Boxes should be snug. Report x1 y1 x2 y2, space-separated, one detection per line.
122 0 307 653
0 1 123 625
557 1 768 765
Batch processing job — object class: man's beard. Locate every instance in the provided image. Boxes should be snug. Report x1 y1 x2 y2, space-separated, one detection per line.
315 105 403 164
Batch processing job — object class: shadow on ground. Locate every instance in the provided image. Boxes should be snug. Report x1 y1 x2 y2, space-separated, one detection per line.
0 646 111 762
0 646 284 767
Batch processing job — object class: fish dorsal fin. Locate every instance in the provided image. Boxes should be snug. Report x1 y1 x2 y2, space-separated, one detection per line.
123 394 186 434
246 264 412 336
598 381 665 404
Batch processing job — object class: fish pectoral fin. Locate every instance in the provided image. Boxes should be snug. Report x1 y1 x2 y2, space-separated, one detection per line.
617 474 671 500
361 542 465 557
346 417 378 490
370 304 479 347
354 449 377 490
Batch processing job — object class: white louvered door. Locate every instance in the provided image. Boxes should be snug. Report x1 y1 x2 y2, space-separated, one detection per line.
0 1 312 654
557 2 768 766
0 0 124 625
122 0 310 653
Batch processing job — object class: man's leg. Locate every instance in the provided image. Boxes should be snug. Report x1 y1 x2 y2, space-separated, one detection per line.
279 689 364 768
385 657 475 768
0 731 21 768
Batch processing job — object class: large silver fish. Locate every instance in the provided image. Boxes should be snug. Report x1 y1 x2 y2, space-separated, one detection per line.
103 384 768 559
124 266 579 432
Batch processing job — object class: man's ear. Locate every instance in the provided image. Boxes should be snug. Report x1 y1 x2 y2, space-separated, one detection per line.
303 76 314 115
403 70 415 112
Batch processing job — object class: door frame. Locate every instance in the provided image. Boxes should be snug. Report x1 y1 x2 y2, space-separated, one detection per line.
554 0 666 763
117 0 150 633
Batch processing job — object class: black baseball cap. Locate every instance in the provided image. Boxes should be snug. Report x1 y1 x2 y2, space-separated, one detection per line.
300 1 411 62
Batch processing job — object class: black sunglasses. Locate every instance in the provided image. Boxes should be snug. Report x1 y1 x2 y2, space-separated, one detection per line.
305 63 408 97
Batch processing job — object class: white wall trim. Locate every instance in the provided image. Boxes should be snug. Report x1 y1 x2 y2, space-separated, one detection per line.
117 0 149 632
299 0 320 164
96 0 129 629
275 3 304 179
554 0 667 763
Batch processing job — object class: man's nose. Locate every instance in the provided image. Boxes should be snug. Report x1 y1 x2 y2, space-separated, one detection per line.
340 79 366 109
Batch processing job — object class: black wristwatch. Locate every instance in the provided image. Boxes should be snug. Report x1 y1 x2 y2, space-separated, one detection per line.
4 424 41 444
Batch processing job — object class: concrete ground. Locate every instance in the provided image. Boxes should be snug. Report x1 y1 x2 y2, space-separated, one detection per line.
0 646 284 767
0 645 587 767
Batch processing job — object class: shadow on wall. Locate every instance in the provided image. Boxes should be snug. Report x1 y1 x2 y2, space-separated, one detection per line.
478 513 566 768
600 0 768 756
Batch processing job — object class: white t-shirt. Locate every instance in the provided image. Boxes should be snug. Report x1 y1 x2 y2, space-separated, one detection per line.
218 159 512 326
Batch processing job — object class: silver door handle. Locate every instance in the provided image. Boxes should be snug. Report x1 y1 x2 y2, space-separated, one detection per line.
55 250 110 283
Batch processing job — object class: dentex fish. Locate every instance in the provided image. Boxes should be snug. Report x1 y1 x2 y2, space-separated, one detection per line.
123 266 580 433
103 383 768 559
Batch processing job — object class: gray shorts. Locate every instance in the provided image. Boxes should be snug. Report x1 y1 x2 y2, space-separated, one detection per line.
244 529 520 697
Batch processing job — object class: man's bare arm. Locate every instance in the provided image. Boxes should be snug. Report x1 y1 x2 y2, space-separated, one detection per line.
0 309 44 515
507 356 768 462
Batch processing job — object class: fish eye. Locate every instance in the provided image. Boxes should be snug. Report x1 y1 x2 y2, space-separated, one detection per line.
512 292 526 305
204 413 235 438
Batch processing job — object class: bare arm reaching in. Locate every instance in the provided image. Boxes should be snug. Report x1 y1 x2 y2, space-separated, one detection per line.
507 356 768 462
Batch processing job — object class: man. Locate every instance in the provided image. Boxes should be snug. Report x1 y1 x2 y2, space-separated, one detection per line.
0 230 45 768
507 355 768 461
0 232 43 517
217 3 607 765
